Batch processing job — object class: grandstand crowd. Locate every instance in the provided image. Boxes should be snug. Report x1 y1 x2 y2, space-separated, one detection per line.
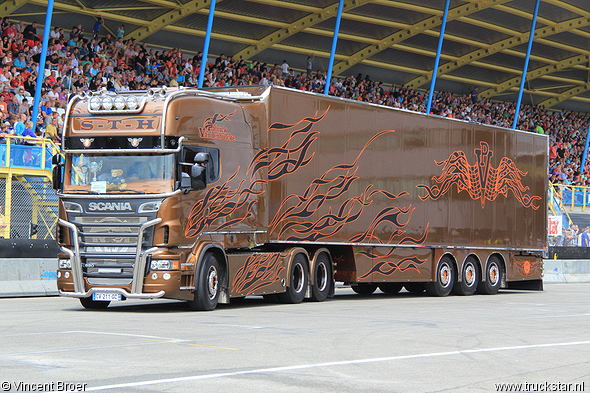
0 18 588 187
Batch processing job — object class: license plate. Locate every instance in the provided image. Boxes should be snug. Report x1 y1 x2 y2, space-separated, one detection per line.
92 293 121 302
97 268 122 274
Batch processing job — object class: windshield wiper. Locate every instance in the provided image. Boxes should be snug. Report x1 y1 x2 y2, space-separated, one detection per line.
68 189 99 194
116 189 146 194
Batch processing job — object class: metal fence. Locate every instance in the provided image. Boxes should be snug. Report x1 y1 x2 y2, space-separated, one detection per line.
1 177 58 240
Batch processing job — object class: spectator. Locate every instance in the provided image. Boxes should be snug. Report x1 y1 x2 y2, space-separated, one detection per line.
92 16 104 39
22 21 39 41
581 227 590 247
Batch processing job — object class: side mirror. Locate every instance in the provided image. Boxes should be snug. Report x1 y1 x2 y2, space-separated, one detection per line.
194 152 209 164
52 164 62 191
191 164 206 190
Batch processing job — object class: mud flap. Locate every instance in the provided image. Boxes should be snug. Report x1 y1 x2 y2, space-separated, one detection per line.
505 279 543 291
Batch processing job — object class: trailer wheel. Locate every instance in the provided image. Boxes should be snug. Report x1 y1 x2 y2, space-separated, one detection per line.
379 283 403 294
404 283 425 293
310 253 332 302
79 297 110 309
351 283 377 295
188 253 221 311
426 256 455 297
278 253 308 304
478 256 502 295
453 257 479 296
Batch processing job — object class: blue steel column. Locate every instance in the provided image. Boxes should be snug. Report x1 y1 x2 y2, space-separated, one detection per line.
324 0 344 95
581 120 590 175
32 0 54 132
426 0 450 114
198 0 216 89
512 0 540 129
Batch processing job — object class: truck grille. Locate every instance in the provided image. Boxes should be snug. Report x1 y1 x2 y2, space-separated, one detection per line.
70 215 155 285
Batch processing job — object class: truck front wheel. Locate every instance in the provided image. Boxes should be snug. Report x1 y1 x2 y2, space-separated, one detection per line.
279 253 308 304
188 253 221 311
79 297 110 309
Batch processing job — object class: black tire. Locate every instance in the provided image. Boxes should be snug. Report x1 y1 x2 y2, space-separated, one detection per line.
478 256 502 295
188 253 221 311
351 283 377 295
379 283 403 294
404 283 425 293
310 253 332 302
80 297 110 309
278 254 308 304
453 257 480 296
426 256 455 297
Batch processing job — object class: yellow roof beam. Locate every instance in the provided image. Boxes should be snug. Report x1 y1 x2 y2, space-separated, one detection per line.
0 0 31 16
404 16 590 90
332 0 512 76
538 82 590 108
480 53 590 99
127 0 219 41
28 0 144 25
233 0 371 62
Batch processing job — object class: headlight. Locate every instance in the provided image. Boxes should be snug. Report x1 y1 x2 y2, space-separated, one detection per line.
150 260 179 270
126 96 139 110
114 96 126 110
138 201 162 213
89 96 101 110
59 259 72 269
102 96 113 110
64 202 82 213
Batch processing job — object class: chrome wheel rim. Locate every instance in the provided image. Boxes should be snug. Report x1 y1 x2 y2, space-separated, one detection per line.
293 263 304 293
207 266 218 300
488 263 499 286
464 263 476 287
440 263 451 288
316 262 327 292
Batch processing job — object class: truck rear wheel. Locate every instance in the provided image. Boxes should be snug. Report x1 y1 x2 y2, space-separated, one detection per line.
379 283 403 294
310 253 332 302
453 257 479 296
351 283 377 295
80 297 110 309
188 253 221 311
278 253 308 304
478 256 502 295
426 256 455 297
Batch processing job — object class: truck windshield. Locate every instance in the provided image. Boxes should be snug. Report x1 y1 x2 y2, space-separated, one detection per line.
64 153 175 194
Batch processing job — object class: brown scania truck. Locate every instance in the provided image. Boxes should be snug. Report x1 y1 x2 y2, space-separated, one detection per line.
54 85 547 310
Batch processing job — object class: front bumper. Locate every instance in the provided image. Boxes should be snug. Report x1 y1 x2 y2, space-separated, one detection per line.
59 287 165 299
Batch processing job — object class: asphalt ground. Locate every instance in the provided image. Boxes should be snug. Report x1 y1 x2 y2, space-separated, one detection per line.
0 283 589 393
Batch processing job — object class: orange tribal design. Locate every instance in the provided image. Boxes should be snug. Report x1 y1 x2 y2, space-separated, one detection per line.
416 141 541 209
185 108 428 247
232 253 286 295
357 256 427 279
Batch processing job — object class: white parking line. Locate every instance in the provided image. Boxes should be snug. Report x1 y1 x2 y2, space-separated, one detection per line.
85 340 590 391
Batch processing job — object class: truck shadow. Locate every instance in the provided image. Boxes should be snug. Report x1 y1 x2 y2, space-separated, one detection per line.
65 288 530 313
